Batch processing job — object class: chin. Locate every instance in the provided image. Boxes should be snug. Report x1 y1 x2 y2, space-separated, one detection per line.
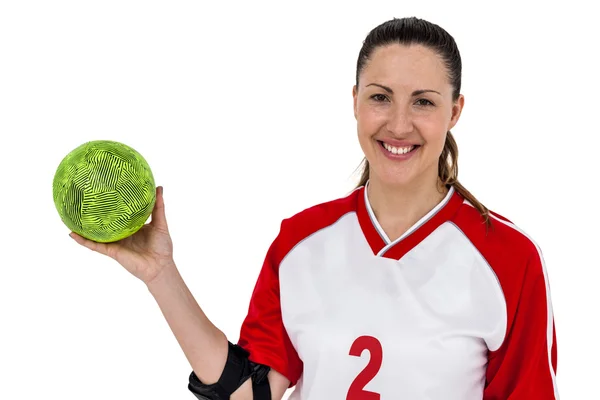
371 168 416 189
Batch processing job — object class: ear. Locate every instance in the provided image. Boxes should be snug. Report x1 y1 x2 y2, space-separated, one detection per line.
352 85 358 120
447 94 465 131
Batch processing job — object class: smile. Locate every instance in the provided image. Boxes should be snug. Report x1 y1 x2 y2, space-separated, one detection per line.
377 141 421 160
382 142 416 155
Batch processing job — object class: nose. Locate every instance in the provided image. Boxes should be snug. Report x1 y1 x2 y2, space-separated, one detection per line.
386 104 413 135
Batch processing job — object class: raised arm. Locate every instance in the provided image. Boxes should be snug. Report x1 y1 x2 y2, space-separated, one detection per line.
69 186 292 399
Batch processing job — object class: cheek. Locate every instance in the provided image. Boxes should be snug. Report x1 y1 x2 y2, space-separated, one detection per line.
416 115 447 143
356 107 385 137
422 131 448 164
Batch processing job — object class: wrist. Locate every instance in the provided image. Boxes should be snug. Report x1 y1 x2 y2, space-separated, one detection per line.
145 261 179 292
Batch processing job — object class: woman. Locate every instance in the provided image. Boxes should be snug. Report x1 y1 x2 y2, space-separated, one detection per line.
70 17 559 400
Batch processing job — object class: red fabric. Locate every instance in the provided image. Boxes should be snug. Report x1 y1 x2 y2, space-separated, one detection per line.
236 231 303 386
454 206 558 399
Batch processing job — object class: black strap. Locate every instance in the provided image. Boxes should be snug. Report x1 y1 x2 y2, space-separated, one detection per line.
188 342 253 399
251 361 271 400
252 377 271 400
218 343 252 395
188 341 274 400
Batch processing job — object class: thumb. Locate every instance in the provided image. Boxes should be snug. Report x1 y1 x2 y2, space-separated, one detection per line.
150 186 169 230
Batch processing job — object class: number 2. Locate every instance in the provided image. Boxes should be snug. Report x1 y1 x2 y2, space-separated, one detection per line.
346 335 383 400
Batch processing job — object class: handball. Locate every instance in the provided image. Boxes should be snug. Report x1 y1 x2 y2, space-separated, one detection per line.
53 140 156 243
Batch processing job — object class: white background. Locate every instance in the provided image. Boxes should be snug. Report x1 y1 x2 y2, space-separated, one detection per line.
1 0 597 399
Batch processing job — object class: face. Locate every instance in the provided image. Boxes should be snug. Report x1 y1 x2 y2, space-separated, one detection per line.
353 44 464 191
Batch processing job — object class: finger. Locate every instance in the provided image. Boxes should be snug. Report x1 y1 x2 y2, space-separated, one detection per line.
69 232 113 257
150 186 168 230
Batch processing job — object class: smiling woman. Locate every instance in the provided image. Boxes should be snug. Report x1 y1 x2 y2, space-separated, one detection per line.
65 16 560 400
232 17 559 400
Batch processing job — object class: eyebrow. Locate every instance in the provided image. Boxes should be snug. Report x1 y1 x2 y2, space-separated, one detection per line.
366 83 441 96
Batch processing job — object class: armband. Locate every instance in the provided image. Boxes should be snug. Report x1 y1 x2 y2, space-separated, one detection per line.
187 341 271 400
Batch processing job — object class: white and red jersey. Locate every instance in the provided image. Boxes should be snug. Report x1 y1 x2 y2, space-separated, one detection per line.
237 184 559 399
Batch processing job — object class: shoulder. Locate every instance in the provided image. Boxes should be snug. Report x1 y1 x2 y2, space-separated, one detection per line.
270 187 362 260
282 187 360 230
451 199 544 280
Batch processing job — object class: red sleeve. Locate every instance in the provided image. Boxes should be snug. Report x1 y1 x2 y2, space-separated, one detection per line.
236 222 303 387
483 249 559 399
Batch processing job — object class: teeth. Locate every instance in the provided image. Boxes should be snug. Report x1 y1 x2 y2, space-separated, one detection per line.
383 143 414 155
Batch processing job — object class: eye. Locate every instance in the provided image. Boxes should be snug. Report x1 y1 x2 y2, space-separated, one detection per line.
415 98 434 106
370 94 389 102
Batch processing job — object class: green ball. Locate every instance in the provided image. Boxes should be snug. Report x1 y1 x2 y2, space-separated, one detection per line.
53 140 156 243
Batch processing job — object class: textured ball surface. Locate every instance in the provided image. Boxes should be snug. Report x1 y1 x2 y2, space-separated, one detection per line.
53 140 156 243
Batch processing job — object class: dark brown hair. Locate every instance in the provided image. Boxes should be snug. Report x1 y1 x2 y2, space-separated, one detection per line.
354 17 491 227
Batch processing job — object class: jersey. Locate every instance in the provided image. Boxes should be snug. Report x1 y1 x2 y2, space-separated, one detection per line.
236 185 559 399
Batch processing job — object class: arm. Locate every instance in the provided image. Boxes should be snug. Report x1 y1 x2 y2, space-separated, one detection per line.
146 264 290 399
483 249 559 399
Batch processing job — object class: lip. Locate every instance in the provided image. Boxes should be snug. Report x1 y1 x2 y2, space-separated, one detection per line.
378 140 420 161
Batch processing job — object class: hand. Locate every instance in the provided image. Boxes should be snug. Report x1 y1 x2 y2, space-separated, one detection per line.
69 186 175 284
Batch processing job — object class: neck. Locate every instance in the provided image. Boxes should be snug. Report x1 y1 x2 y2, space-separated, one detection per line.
366 176 449 241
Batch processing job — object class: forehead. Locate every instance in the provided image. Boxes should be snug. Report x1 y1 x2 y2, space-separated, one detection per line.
361 44 450 92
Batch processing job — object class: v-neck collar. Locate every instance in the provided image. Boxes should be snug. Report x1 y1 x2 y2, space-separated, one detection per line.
356 181 463 259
